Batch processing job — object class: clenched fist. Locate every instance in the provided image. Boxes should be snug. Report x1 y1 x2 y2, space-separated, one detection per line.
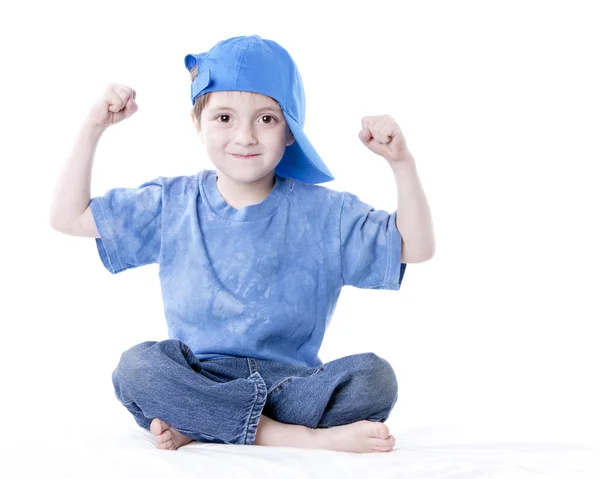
86 83 138 128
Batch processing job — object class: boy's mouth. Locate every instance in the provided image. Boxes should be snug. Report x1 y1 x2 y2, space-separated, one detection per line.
231 154 260 159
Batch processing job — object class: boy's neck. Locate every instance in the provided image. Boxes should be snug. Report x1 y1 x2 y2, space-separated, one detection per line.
215 171 276 209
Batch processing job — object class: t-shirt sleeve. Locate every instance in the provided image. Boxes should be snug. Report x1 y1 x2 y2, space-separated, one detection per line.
340 192 407 289
88 178 163 274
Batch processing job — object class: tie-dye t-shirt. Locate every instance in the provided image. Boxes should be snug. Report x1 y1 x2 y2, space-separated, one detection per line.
89 169 407 367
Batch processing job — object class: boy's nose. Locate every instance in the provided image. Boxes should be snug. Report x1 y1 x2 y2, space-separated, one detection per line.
234 125 258 145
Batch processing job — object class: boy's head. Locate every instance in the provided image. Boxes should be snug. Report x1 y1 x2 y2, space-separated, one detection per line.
190 87 295 185
184 35 335 184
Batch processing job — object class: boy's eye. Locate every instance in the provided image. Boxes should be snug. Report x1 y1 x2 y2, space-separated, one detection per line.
260 115 276 124
217 115 230 122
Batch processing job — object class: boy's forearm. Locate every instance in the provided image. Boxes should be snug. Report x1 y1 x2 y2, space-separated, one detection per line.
49 121 107 229
390 154 436 262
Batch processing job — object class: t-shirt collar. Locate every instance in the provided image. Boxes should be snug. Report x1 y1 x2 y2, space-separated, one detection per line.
200 169 287 221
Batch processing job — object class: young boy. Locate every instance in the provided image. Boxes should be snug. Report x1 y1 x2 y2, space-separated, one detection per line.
50 35 435 454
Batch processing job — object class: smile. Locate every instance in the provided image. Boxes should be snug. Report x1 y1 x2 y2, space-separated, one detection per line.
231 154 260 159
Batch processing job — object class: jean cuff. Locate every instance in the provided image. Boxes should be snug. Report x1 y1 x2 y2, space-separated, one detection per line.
240 371 267 445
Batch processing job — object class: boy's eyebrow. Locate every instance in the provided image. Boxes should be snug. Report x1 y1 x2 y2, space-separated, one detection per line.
207 105 282 114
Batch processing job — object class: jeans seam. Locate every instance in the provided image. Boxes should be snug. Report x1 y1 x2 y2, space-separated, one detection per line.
267 364 324 395
268 377 293 395
247 358 258 375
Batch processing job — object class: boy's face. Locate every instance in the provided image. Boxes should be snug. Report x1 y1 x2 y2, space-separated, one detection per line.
192 91 295 184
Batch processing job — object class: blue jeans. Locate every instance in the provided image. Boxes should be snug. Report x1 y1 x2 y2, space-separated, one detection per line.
112 339 398 445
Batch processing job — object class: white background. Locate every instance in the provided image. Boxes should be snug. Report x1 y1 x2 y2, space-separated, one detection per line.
2 0 599 452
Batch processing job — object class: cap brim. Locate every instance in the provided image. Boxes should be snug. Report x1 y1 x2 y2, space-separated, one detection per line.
277 111 335 184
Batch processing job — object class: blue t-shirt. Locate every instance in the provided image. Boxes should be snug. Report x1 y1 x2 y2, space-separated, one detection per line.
89 169 407 367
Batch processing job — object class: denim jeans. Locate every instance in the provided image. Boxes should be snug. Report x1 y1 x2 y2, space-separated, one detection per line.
112 339 398 445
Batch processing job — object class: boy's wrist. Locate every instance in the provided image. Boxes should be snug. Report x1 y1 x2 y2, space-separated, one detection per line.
82 118 108 135
388 152 416 174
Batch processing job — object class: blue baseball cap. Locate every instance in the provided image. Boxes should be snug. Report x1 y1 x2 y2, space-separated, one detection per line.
184 35 334 184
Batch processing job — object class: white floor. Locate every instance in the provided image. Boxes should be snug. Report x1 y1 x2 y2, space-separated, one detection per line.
11 398 600 479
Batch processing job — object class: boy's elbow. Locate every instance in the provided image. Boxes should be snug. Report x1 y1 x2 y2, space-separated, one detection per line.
49 213 64 232
50 219 68 234
422 246 436 262
49 214 75 235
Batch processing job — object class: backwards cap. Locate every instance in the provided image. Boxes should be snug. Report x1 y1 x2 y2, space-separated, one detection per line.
184 35 334 184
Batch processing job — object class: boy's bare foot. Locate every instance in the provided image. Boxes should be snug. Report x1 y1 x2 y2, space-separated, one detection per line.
255 415 395 453
150 418 194 450
150 415 395 453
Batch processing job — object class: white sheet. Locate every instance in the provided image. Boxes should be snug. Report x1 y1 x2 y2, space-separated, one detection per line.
13 409 600 479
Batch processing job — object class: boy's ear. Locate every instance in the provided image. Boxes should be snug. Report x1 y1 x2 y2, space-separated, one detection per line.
286 132 295 147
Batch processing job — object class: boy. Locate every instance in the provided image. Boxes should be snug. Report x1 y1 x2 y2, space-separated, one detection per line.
50 35 435 454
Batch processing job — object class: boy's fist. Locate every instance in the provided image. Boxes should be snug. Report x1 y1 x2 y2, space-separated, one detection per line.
87 83 138 128
359 114 410 164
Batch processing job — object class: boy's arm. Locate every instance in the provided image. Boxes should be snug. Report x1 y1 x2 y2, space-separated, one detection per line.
390 155 436 263
359 115 435 263
49 121 104 238
49 83 138 238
